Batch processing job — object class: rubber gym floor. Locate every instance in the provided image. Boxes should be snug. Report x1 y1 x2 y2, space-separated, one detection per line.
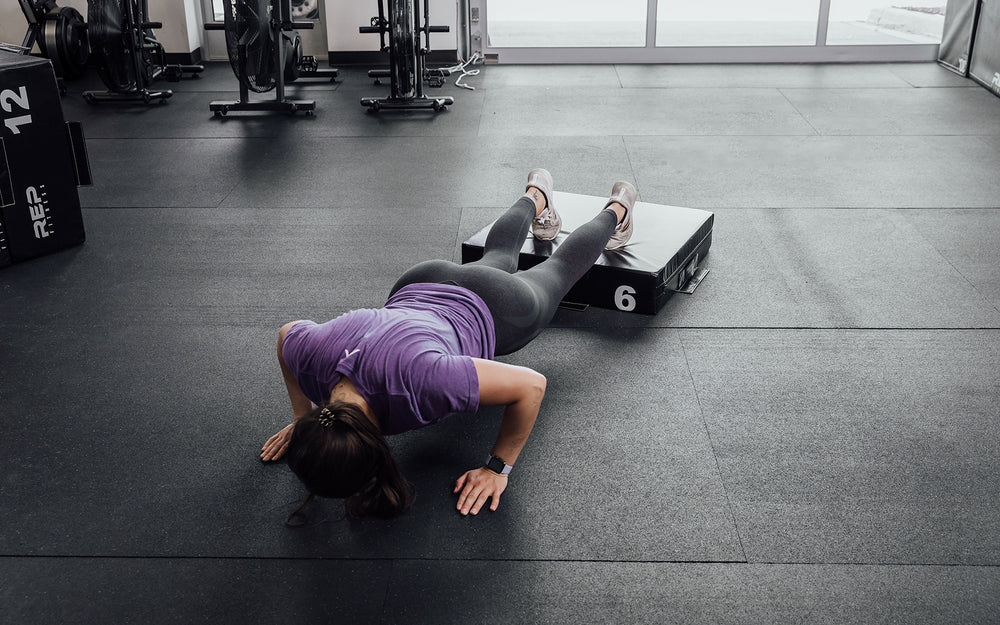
2 61 999 624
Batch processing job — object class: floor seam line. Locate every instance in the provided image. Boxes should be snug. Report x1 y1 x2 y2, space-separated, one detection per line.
621 135 637 185
3 554 997 568
777 87 821 136
377 559 396 625
679 332 750 564
893 207 1000 315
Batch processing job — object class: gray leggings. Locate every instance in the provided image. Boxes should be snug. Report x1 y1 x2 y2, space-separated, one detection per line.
390 197 617 355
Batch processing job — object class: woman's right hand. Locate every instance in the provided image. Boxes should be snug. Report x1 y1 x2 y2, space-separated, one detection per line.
261 422 294 462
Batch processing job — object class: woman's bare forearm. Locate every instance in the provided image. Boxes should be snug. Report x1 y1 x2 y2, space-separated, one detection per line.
278 321 313 419
471 358 546 467
490 381 544 466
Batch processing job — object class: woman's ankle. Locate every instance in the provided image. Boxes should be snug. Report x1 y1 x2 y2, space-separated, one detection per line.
606 201 627 225
524 187 546 216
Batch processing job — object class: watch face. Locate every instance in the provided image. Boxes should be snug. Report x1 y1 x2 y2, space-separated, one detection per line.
487 456 510 475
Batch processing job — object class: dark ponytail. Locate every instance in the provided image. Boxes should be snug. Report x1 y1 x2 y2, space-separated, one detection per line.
285 401 413 520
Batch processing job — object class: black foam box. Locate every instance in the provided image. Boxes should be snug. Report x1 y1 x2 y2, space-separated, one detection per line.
970 0 1000 97
462 191 714 315
938 0 980 76
0 51 90 268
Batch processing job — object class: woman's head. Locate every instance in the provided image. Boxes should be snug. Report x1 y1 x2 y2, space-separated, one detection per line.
285 401 413 519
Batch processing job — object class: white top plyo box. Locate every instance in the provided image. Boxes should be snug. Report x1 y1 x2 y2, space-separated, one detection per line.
462 191 714 315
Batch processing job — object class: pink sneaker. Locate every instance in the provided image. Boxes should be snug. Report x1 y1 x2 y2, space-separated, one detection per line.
604 181 637 251
526 168 561 241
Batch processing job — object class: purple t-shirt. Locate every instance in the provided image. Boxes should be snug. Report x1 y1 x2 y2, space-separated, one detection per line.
281 283 496 435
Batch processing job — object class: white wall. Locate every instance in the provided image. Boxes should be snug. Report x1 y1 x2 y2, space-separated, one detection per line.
1 0 87 51
327 0 457 52
1 0 203 55
142 0 203 53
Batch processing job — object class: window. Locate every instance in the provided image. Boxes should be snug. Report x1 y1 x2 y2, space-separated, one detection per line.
826 0 947 45
656 0 821 47
478 0 950 62
486 0 648 47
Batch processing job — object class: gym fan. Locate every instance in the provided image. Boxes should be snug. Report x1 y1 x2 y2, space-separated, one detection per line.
16 0 90 81
207 0 337 116
359 0 454 112
84 0 203 104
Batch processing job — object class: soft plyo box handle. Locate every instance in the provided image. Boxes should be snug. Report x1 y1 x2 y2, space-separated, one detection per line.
65 121 92 187
0 137 13 207
0 137 11 266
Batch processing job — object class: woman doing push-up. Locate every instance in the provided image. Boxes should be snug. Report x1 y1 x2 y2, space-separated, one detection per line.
261 169 637 519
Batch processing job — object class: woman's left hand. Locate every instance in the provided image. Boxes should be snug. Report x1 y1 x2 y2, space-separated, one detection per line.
454 467 508 516
261 422 294 462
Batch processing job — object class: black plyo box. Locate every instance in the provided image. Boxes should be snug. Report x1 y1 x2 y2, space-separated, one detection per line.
970 0 1000 97
462 191 714 315
0 51 86 268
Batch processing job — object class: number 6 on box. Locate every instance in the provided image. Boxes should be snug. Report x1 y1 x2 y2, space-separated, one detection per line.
614 285 637 312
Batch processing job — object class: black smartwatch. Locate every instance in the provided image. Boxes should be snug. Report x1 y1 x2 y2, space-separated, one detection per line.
485 455 513 476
